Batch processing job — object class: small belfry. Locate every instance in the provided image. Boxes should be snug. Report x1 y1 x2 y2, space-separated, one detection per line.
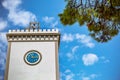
4 22 60 80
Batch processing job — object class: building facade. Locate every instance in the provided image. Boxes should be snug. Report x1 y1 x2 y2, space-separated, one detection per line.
4 22 60 80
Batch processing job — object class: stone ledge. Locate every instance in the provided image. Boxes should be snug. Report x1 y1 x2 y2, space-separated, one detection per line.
8 29 59 33
7 35 59 42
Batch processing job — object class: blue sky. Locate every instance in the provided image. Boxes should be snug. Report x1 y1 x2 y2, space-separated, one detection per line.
0 0 120 80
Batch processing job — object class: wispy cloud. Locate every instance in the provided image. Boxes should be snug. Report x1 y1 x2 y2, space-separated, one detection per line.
0 19 7 31
82 77 90 80
42 16 58 28
66 52 74 61
51 21 58 28
42 16 54 23
90 74 98 79
66 46 79 61
66 73 74 80
82 74 98 80
0 33 7 44
61 33 95 48
2 0 37 27
82 53 99 66
0 33 7 72
60 69 99 80
62 33 74 42
60 69 75 80
100 56 110 63
75 34 95 48
0 33 7 80
0 58 6 70
72 46 79 54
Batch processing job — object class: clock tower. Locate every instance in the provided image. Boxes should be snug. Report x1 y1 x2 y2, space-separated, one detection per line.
4 22 60 80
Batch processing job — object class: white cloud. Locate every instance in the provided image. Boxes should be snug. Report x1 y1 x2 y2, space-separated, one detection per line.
82 73 98 80
0 50 6 71
0 33 7 71
82 53 99 66
61 33 95 48
0 58 5 70
66 53 74 60
60 69 99 80
51 21 58 27
75 34 95 48
0 20 7 31
42 16 54 23
66 46 79 61
100 56 110 63
65 69 71 73
8 11 36 26
66 73 74 80
82 77 90 80
42 16 59 28
2 0 21 10
0 32 7 44
2 0 37 27
62 34 74 42
104 59 110 63
90 74 98 79
72 46 79 53
61 69 75 80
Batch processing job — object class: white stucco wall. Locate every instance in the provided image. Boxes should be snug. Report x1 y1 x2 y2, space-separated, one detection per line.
8 42 57 80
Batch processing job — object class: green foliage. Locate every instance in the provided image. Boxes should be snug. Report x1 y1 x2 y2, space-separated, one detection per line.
58 8 79 25
58 0 120 42
111 0 120 6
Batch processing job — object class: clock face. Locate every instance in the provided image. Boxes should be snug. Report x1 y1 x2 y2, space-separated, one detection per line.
24 50 42 65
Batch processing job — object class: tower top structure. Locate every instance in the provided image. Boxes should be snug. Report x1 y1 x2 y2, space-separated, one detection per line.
6 22 60 43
